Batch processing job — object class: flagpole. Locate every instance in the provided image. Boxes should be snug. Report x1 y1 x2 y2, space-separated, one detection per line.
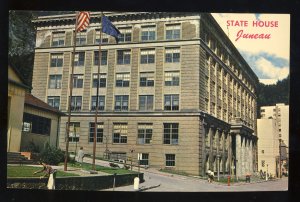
92 12 104 170
64 11 79 171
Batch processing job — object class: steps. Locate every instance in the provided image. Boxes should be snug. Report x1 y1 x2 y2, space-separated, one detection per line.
7 152 36 164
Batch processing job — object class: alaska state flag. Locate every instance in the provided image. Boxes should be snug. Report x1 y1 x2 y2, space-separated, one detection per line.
102 15 121 43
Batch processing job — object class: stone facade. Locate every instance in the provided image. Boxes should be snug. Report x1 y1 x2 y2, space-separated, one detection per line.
31 12 259 176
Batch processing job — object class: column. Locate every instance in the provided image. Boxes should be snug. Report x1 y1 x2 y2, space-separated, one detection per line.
209 126 214 170
222 131 226 175
235 133 242 177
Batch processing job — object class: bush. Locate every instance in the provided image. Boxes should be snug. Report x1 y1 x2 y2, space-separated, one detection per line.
39 142 65 165
25 140 40 153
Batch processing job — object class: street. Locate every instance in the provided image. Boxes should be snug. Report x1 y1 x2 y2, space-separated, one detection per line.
104 169 288 192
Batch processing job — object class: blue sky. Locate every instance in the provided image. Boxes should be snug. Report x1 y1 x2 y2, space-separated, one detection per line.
211 13 290 84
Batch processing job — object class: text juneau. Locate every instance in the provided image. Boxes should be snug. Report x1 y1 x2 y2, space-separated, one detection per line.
226 20 279 41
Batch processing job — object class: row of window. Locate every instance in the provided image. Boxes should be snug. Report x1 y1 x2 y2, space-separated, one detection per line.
51 24 181 47
49 48 180 67
48 71 180 89
48 94 180 111
68 122 179 147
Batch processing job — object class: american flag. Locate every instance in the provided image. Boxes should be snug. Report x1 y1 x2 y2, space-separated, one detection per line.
76 11 90 32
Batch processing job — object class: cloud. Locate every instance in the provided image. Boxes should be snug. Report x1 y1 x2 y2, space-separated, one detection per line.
259 79 278 85
255 57 289 80
211 13 290 60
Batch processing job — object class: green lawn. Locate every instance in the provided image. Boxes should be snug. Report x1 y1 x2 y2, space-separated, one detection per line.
7 165 79 178
59 162 138 175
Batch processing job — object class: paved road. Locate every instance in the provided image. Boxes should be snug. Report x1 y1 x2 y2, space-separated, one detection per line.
104 171 288 192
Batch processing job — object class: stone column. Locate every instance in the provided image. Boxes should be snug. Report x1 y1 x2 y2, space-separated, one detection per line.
235 133 242 177
249 138 253 173
209 126 214 170
222 131 226 175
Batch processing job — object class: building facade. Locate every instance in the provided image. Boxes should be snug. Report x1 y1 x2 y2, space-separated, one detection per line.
32 12 259 176
257 118 279 177
259 103 289 176
8 65 30 152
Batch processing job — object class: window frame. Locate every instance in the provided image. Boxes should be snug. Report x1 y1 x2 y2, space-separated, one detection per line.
47 96 60 109
137 123 153 144
116 73 130 87
140 72 154 87
74 52 85 66
164 71 180 86
114 95 129 111
163 123 179 145
67 122 80 142
50 53 64 67
164 94 179 111
140 49 155 64
51 31 65 47
165 48 180 63
89 122 104 143
91 95 105 111
48 75 62 89
94 50 108 66
165 24 181 40
139 95 154 111
165 154 176 167
141 25 156 41
70 96 82 111
113 123 128 144
72 74 84 88
117 50 131 65
76 30 87 45
118 27 132 43
92 73 107 88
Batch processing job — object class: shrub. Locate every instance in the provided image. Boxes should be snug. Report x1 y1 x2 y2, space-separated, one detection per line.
39 142 65 165
25 140 40 153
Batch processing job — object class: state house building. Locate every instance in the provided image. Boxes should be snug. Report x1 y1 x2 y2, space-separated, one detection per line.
32 12 259 177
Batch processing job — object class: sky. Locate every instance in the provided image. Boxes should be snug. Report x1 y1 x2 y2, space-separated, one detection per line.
211 13 290 85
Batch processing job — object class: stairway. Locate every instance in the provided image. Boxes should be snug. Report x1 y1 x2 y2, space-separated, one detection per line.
7 152 36 164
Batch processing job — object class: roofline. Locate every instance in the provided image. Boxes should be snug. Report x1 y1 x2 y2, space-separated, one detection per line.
8 79 31 90
24 102 65 116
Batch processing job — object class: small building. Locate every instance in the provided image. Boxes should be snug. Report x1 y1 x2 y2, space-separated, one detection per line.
21 93 65 152
8 65 30 152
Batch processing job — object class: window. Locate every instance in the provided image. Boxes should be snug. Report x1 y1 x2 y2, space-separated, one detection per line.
114 95 129 111
137 123 153 144
76 30 87 45
118 27 132 43
139 95 153 111
261 160 265 167
165 71 180 86
163 123 179 145
50 53 63 67
47 96 60 109
52 32 65 47
140 72 154 87
116 73 130 87
139 153 149 166
92 73 106 88
48 75 62 89
166 24 180 40
140 49 155 64
72 74 84 88
70 96 82 111
261 150 264 154
94 51 108 65
67 122 80 142
166 154 176 167
95 29 109 44
117 50 131 64
164 94 179 111
141 26 156 41
23 113 51 135
165 48 180 63
91 96 105 111
113 123 128 143
74 52 85 66
89 122 103 143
